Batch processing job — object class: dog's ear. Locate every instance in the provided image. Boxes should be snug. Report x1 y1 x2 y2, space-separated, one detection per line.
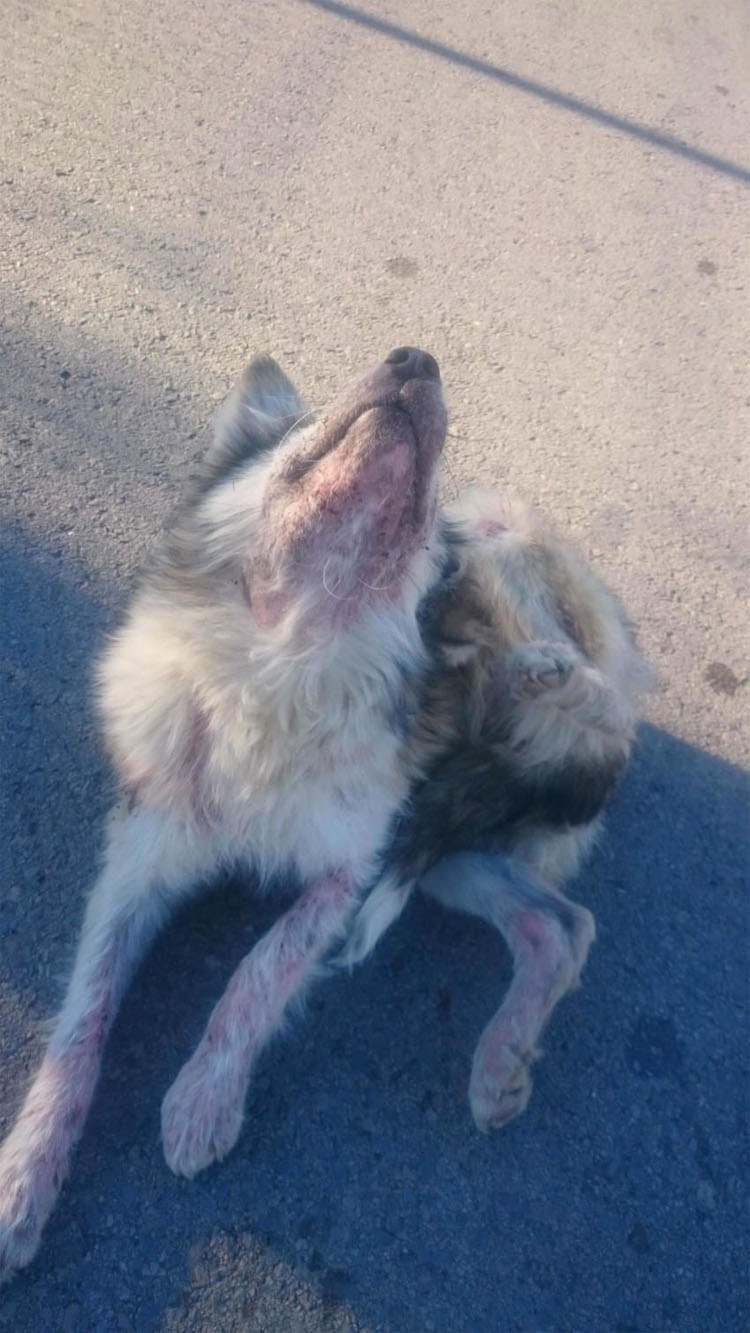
211 355 304 465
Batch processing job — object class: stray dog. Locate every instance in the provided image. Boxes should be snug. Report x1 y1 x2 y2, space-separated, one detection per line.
0 348 644 1279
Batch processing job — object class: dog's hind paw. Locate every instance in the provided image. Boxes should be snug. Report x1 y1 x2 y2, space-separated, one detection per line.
161 1053 245 1179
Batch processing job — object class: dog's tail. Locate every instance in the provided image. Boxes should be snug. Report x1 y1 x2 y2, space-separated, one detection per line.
336 873 414 969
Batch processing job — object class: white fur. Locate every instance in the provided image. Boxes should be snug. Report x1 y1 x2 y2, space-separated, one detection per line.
98 588 427 878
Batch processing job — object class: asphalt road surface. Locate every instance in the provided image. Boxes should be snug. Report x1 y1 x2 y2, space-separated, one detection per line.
1 1 748 1330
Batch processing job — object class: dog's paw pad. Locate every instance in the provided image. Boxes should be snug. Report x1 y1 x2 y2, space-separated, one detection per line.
161 1057 244 1179
509 641 579 697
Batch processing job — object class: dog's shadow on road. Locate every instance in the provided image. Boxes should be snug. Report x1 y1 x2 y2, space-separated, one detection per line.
1 544 747 1332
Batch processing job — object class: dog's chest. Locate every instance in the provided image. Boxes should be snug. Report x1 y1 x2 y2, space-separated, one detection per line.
207 675 411 882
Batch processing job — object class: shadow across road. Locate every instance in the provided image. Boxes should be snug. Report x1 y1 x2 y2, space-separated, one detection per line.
300 0 750 184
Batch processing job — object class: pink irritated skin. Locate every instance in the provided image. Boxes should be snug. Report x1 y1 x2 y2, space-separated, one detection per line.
247 369 447 627
476 518 507 537
0 1048 98 1271
114 703 220 824
161 872 357 1178
469 908 589 1131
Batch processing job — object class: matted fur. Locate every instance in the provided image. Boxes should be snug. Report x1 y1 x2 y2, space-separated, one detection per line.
0 348 645 1281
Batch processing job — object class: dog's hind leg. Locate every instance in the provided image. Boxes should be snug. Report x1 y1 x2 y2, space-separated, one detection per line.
161 869 360 1179
0 802 215 1282
421 852 595 1131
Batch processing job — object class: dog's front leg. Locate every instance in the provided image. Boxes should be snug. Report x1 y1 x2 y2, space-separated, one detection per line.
161 870 358 1178
0 803 215 1282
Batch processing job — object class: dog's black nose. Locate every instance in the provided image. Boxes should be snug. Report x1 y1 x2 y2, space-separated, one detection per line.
384 347 441 383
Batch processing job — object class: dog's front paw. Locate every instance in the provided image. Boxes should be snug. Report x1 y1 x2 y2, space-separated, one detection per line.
508 641 580 698
0 1144 55 1283
468 1024 537 1132
161 1053 245 1179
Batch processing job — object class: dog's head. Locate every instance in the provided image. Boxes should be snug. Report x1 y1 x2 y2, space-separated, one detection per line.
190 349 448 631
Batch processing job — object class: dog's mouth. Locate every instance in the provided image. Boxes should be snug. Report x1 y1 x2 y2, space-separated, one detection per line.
280 362 447 489
329 377 445 454
308 383 444 535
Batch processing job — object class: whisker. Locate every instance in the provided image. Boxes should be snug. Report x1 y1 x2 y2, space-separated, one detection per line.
322 558 351 601
277 405 322 450
357 573 398 592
